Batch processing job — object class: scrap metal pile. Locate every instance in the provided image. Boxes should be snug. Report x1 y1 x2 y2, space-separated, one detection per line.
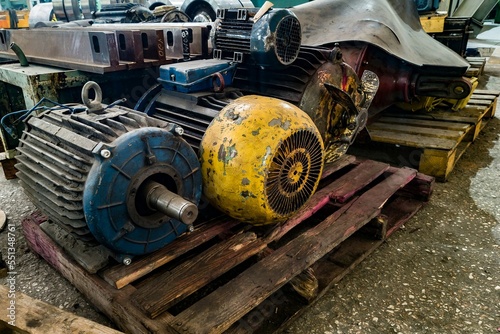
1 0 471 267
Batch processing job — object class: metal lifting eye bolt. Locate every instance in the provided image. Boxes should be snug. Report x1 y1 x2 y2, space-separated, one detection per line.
142 181 198 225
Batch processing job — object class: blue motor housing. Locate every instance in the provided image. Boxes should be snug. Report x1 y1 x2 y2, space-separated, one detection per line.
83 126 202 256
414 0 440 12
15 94 202 258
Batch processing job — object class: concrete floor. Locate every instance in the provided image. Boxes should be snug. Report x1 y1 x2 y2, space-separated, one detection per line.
1 47 500 333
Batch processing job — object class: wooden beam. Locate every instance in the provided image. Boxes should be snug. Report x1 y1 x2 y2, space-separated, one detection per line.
0 285 123 334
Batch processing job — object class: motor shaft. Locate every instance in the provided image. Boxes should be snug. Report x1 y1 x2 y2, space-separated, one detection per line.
143 181 198 225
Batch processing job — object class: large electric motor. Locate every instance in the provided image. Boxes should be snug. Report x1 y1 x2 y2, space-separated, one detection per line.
212 7 301 67
15 82 202 259
200 95 324 224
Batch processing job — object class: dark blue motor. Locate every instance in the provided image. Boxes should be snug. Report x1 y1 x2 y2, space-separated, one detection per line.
15 82 202 263
414 0 440 13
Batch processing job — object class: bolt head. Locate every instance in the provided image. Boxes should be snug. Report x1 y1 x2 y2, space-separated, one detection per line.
123 257 132 266
100 149 111 159
175 126 184 136
188 225 194 232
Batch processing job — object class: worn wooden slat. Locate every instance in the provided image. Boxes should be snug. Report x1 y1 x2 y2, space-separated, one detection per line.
171 167 416 334
102 218 239 289
376 116 470 131
467 99 494 106
132 231 267 318
326 160 390 203
0 286 123 334
321 154 357 179
395 172 435 202
473 89 500 96
368 122 464 140
368 129 458 150
266 159 389 242
468 94 497 101
383 196 425 237
1 157 17 180
384 110 481 124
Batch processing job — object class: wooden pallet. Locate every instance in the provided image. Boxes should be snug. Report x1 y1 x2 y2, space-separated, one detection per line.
21 156 434 334
351 90 499 181
0 153 17 180
466 57 487 77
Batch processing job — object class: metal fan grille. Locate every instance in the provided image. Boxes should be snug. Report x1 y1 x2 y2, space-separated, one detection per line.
275 15 301 65
266 130 323 216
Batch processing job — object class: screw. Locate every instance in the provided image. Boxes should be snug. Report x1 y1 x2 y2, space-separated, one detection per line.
123 257 132 266
175 126 184 136
100 149 111 159
188 225 194 232
454 86 465 95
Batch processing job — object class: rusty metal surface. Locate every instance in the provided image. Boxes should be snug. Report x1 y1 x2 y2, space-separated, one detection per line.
291 0 469 72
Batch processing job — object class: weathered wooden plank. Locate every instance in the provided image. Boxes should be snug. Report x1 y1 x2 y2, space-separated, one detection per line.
1 158 17 180
326 159 390 203
102 218 240 289
382 196 425 237
170 167 416 334
468 94 497 101
266 159 389 242
395 172 435 202
368 129 458 150
21 215 178 334
376 116 470 131
321 154 357 179
384 110 480 124
467 99 494 106
368 122 464 140
132 232 267 318
0 285 123 334
473 89 500 96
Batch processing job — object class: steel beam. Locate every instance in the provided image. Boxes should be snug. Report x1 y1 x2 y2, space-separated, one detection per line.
92 22 212 59
0 29 126 73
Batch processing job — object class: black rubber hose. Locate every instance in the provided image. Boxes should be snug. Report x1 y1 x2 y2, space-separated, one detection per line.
9 42 29 67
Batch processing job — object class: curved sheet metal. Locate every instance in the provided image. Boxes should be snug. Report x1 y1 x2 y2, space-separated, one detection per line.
291 0 469 72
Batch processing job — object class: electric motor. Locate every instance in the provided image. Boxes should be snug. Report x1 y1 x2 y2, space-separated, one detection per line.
15 82 202 258
200 95 324 224
212 7 301 67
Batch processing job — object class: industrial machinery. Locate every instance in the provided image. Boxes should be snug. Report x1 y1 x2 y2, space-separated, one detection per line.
291 0 472 115
13 82 202 264
6 0 474 265
136 6 378 223
28 0 254 26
